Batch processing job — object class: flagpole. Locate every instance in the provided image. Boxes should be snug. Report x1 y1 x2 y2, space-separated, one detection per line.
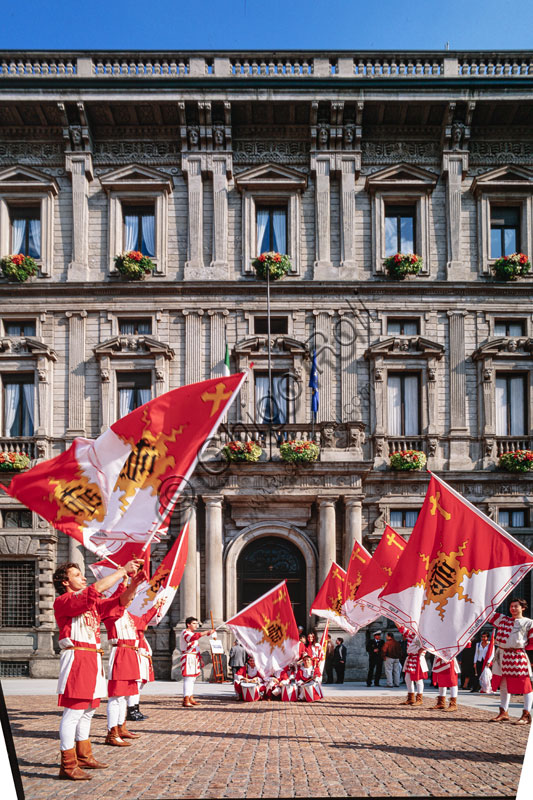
267 265 273 461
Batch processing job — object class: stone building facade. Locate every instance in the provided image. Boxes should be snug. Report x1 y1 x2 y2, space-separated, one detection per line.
0 50 533 680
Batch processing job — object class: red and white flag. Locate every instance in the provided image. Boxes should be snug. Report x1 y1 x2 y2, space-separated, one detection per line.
311 563 356 635
2 373 248 559
90 542 151 597
226 581 299 677
342 540 372 626
317 621 329 677
126 520 189 625
342 526 406 631
379 473 533 661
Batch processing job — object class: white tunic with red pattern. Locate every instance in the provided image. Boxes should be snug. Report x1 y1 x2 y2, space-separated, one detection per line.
104 608 141 696
295 664 323 701
54 585 122 709
490 612 533 693
400 626 428 680
432 657 460 688
132 607 158 684
180 629 204 678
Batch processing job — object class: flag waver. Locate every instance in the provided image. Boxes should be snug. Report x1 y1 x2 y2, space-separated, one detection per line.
342 540 372 624
2 373 248 558
379 473 533 660
226 581 299 677
311 562 356 635
342 526 406 632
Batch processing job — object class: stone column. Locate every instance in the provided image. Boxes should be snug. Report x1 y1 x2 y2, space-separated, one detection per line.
65 311 86 437
180 501 198 621
442 151 468 278
210 158 229 279
344 498 362 568
313 156 332 275
313 311 334 423
184 157 204 279
447 310 470 468
204 496 224 625
65 153 93 281
317 497 337 586
183 310 204 385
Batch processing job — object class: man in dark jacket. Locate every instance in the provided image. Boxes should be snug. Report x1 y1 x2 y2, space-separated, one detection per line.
333 638 347 683
366 630 384 686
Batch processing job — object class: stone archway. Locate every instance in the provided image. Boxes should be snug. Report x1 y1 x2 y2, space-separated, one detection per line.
224 521 317 622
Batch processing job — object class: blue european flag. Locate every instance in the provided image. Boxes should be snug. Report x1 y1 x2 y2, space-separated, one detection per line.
309 349 319 419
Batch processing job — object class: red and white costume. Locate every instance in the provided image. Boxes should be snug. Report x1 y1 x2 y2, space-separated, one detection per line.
432 657 460 688
400 627 428 681
490 612 533 693
54 584 122 709
137 626 155 685
104 608 141 697
305 642 321 665
180 629 204 678
295 663 323 702
234 664 266 700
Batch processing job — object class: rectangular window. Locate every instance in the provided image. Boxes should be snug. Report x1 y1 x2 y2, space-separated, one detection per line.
10 207 41 259
390 509 419 528
0 510 32 528
122 205 155 257
385 205 415 256
0 561 35 627
117 372 152 418
2 375 34 437
254 316 289 335
387 318 420 336
490 206 520 259
256 206 287 254
495 374 526 436
254 372 289 425
387 373 420 436
3 320 36 337
494 320 525 337
498 509 528 528
118 318 152 335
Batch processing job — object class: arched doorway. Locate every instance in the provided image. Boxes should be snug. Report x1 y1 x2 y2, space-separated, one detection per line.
237 537 307 628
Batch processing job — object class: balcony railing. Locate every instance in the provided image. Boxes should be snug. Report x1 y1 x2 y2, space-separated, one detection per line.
0 437 38 460
211 421 365 458
1 52 532 80
495 437 533 457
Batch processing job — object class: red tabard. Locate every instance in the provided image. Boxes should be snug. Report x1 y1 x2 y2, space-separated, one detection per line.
490 613 533 694
103 608 141 697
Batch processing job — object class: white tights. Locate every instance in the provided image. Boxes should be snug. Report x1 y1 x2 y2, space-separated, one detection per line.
438 686 458 698
126 693 140 706
59 707 96 751
405 676 424 694
183 677 195 697
107 696 127 729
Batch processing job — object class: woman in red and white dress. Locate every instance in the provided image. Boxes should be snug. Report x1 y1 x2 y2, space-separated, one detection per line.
490 598 533 725
295 655 323 701
234 656 266 701
180 616 215 707
431 656 460 712
398 625 428 707
305 632 321 665
53 558 143 781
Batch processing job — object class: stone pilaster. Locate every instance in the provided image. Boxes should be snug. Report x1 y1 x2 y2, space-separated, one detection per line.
65 311 86 437
313 311 334 423
208 310 230 376
442 151 468 278
65 152 93 281
338 309 358 422
210 158 230 279
312 156 332 276
447 310 470 468
317 496 337 586
204 495 224 624
340 158 357 271
180 502 198 622
183 310 204 384
344 498 362 568
183 157 204 279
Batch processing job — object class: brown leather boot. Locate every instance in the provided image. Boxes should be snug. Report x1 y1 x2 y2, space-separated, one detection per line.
118 722 141 739
431 695 446 710
104 726 131 746
75 739 108 769
490 707 510 722
514 710 532 725
400 692 415 705
444 697 458 712
182 696 193 707
189 696 201 705
414 693 424 706
59 747 92 780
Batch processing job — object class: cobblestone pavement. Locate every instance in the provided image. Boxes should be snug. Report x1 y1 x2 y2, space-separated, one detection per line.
4 689 530 799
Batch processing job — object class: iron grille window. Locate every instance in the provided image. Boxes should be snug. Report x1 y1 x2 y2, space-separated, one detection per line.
0 561 36 627
0 661 30 677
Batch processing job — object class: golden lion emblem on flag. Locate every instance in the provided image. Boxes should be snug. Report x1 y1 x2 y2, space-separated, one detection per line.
420 541 479 620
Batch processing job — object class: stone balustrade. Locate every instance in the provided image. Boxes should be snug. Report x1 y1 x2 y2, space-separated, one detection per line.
496 437 533 456
1 51 532 79
0 437 38 460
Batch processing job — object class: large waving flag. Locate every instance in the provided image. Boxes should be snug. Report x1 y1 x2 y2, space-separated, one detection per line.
126 520 189 624
90 542 151 596
379 473 533 661
2 373 247 558
342 540 372 623
226 581 299 677
317 620 329 677
311 563 356 635
343 526 406 631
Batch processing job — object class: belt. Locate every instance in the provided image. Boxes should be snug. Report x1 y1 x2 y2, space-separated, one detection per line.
140 652 152 662
62 646 105 676
499 647 524 652
116 643 139 651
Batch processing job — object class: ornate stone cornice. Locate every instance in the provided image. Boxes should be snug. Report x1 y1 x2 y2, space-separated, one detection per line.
93 335 174 359
234 335 309 355
364 336 444 359
0 336 57 360
472 337 533 360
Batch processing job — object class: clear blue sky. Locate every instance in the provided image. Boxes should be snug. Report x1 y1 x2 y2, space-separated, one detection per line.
0 0 531 51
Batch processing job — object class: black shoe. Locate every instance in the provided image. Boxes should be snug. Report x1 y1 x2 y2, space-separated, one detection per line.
126 705 144 722
135 704 147 720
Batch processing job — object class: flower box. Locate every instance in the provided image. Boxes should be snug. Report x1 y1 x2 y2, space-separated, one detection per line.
252 251 291 281
498 450 533 473
1 254 38 283
389 450 427 471
114 251 155 280
492 253 531 281
383 253 423 280
0 451 31 472
279 439 320 463
223 441 262 462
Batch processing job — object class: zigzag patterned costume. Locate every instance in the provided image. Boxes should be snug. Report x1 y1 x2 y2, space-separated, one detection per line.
490 612 533 694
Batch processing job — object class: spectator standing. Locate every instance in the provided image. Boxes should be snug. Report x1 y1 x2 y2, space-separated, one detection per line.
366 631 384 687
228 640 247 682
382 632 402 687
333 638 347 683
324 635 335 684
